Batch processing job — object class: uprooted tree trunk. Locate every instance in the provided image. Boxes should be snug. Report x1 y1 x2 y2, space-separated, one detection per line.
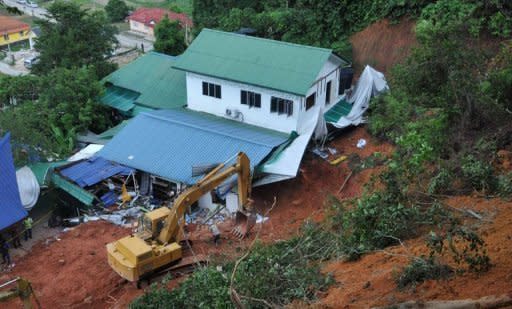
375 294 512 309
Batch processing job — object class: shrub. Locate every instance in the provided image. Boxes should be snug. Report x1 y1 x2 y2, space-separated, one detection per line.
105 0 129 22
428 168 453 194
461 155 497 192
395 256 453 289
497 173 512 197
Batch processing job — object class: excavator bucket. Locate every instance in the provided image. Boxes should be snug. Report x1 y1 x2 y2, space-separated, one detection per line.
231 212 256 239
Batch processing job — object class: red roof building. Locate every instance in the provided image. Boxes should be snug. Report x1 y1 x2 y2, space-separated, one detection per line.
127 8 193 30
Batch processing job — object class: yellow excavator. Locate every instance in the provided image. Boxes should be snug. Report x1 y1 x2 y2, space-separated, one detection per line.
106 152 256 283
0 277 40 309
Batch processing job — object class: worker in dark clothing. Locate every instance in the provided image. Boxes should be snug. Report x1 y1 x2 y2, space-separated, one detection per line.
9 225 21 248
1 240 11 266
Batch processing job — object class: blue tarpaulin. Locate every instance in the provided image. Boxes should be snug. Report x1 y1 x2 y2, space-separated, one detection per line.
59 156 133 188
0 133 28 230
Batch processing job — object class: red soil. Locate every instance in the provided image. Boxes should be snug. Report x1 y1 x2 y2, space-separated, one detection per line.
320 196 512 308
3 127 389 308
350 17 417 75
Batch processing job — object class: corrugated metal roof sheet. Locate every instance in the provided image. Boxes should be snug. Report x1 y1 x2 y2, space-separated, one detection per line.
98 120 130 140
58 157 133 188
102 52 187 110
98 109 289 184
51 174 95 206
100 85 139 112
173 29 335 96
324 98 353 123
0 133 28 230
27 161 67 187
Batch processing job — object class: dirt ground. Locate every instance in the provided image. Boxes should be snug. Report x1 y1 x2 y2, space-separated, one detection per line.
320 195 512 308
2 127 390 308
3 127 512 308
350 17 417 75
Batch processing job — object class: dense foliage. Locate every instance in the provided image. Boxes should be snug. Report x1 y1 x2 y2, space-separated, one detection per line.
154 17 187 56
0 67 111 164
131 239 332 308
33 1 118 78
105 0 130 22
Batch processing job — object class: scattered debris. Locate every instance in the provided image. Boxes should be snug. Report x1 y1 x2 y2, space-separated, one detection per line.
356 138 367 149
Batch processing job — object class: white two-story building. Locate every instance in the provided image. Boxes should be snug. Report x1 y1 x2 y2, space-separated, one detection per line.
173 29 352 134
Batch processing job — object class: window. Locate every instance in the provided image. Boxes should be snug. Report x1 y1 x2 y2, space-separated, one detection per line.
3 34 9 41
202 82 221 99
240 90 261 108
326 81 332 104
270 96 293 116
338 67 354 95
19 31 24 36
306 93 315 110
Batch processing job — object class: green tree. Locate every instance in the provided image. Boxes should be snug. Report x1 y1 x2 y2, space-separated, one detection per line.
0 66 111 163
105 0 129 22
33 1 118 78
153 16 186 56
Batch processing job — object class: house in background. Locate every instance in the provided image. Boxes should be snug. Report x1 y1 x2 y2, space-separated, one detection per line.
0 15 33 51
127 8 193 41
173 29 352 135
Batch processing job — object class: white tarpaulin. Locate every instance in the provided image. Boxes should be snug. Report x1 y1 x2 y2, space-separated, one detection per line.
313 106 328 141
331 65 389 128
67 144 104 162
254 110 318 187
16 166 40 211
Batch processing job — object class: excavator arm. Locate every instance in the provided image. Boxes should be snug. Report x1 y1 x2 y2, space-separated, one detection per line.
157 152 253 244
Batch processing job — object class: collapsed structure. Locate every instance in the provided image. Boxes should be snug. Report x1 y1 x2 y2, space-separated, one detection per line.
25 29 388 216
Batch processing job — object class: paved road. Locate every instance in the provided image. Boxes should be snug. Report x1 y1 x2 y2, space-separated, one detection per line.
3 0 49 20
0 61 27 76
3 0 153 52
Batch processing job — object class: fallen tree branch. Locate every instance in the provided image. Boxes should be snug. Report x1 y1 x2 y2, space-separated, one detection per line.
229 197 277 309
337 170 354 195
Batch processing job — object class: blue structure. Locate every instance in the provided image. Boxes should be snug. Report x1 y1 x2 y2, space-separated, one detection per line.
0 133 28 231
59 156 133 188
99 109 290 184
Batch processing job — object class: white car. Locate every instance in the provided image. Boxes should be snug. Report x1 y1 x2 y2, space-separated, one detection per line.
28 1 38 7
16 0 27 4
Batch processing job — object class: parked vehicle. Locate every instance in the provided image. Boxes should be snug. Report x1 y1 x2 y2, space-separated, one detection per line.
24 56 39 69
27 1 38 8
16 0 27 4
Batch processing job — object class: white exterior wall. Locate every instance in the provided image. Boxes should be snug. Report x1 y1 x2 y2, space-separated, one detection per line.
186 73 302 133
129 20 154 37
184 55 346 134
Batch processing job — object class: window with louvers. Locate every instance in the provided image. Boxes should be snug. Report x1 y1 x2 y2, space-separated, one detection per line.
270 96 293 116
241 90 261 108
202 82 221 98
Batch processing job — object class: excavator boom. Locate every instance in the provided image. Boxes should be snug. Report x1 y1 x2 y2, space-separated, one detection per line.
107 152 255 282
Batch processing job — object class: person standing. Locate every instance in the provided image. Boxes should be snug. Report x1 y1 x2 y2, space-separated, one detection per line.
9 225 21 248
1 240 11 266
23 217 33 241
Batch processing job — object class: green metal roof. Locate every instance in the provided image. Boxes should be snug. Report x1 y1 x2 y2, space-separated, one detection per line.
101 85 139 112
51 174 95 206
173 29 335 96
102 52 187 110
98 120 130 140
27 161 67 187
324 98 353 123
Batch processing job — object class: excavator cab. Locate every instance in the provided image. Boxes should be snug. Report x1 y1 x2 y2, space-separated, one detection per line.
136 207 171 241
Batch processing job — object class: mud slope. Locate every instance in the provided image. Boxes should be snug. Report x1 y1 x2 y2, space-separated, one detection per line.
350 17 417 74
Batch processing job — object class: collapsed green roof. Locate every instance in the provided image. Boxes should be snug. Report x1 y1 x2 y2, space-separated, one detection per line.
102 52 187 112
173 29 338 96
